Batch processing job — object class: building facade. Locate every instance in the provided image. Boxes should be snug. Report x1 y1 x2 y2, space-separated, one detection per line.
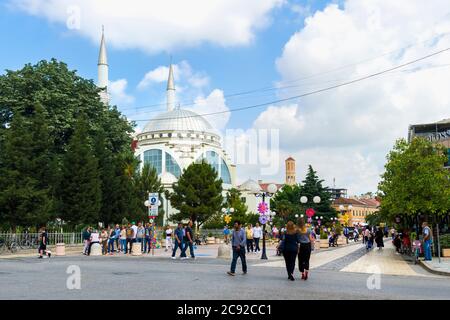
332 197 380 226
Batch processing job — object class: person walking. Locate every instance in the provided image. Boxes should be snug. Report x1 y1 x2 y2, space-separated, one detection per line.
38 227 50 259
181 220 195 259
253 223 262 253
227 220 247 276
125 223 134 254
223 225 231 245
245 224 254 253
136 222 145 253
375 227 384 250
422 222 432 261
171 223 184 259
279 221 300 281
297 218 313 280
143 223 152 254
165 225 173 252
390 227 396 241
120 226 127 254
100 228 109 255
82 227 91 255
114 224 121 253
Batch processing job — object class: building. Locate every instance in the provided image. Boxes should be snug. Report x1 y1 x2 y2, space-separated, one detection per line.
326 188 348 201
332 197 380 226
408 118 450 168
96 30 236 224
238 179 284 214
285 157 296 186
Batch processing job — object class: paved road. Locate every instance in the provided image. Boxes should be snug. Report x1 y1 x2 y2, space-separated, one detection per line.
0 245 449 300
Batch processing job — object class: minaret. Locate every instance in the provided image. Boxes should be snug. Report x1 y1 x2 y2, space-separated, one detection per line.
166 62 175 111
98 26 109 105
285 157 296 186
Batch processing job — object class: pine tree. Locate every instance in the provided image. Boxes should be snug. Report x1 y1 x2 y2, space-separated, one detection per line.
59 115 101 226
170 161 223 226
133 163 163 222
0 105 54 230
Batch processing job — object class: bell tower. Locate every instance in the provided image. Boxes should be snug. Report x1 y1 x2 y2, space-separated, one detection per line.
285 157 296 186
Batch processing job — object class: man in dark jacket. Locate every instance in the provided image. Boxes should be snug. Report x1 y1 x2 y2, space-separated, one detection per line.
171 223 184 259
181 220 195 259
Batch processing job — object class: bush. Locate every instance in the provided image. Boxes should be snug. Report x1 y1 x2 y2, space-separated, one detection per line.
320 231 328 240
439 233 450 249
208 232 213 237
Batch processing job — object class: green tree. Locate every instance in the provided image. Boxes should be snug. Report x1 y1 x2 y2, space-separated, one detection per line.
133 163 164 222
378 138 450 224
0 105 54 230
58 116 101 226
170 161 223 226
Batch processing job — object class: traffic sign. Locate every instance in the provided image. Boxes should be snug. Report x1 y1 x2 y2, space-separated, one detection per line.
149 193 158 206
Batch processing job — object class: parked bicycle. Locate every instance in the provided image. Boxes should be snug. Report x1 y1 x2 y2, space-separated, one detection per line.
0 237 18 253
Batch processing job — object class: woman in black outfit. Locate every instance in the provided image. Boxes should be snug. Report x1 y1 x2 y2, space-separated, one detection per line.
278 221 300 281
375 227 384 250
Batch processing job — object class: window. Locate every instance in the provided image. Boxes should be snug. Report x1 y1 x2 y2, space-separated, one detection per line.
220 158 232 184
165 153 181 178
205 151 220 173
143 149 162 174
241 197 246 203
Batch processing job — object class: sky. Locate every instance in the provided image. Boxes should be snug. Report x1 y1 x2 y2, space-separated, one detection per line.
1 0 450 196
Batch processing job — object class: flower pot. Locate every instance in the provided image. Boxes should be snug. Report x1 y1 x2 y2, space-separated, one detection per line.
207 237 215 245
442 248 450 257
320 240 329 248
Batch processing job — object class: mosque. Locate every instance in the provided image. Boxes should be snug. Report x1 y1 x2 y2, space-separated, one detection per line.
96 29 236 224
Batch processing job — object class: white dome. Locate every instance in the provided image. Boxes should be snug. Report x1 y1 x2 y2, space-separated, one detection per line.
238 179 261 193
159 172 178 185
143 109 217 134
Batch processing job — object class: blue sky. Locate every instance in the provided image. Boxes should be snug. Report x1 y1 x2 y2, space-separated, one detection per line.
1 0 449 195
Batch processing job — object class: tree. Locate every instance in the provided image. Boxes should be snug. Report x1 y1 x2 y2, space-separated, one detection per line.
0 104 54 230
58 116 101 226
133 163 164 222
170 161 223 227
378 138 450 224
203 188 250 228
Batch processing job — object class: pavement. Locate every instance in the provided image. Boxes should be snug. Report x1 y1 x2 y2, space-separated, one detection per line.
1 240 449 299
419 258 450 276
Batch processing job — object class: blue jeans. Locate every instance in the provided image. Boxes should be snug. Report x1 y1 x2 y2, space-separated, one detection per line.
230 246 247 273
181 241 195 258
144 237 152 253
172 240 183 257
424 240 432 260
120 239 126 252
108 238 115 253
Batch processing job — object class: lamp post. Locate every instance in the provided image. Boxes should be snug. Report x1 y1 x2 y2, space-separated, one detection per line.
300 195 321 224
250 182 278 260
221 207 234 226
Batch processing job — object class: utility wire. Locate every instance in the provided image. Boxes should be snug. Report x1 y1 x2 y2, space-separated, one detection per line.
129 46 450 123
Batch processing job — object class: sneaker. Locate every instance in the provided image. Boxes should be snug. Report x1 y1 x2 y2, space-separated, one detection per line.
191 256 196 259
171 256 176 260
227 271 235 276
38 256 43 259
242 271 247 275
288 275 295 281
48 252 51 258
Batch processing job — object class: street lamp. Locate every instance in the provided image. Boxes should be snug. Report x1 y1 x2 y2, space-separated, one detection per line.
250 182 278 260
300 195 321 223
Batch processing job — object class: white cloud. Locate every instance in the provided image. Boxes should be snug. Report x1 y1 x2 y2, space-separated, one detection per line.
109 79 134 105
11 0 283 53
241 0 450 195
188 89 229 131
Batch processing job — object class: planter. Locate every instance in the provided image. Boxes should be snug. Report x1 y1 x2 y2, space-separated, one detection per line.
215 238 221 244
207 237 215 245
442 248 450 257
320 240 329 248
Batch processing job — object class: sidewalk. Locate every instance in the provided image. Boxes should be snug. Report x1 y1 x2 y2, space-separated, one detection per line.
420 258 450 276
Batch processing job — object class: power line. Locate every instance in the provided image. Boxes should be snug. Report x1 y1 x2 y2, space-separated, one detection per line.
129 46 450 123
117 30 450 112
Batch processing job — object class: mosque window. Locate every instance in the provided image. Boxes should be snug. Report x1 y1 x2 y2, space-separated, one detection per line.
143 149 162 174
205 151 220 174
165 152 181 178
220 158 232 184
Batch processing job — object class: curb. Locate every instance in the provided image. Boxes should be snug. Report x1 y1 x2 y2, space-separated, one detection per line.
419 260 450 276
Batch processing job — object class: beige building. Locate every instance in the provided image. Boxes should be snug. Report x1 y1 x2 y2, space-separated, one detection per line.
285 157 296 186
332 197 380 226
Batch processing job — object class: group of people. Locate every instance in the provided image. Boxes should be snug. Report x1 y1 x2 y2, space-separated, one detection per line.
392 222 433 261
360 226 385 250
82 222 159 256
225 218 314 282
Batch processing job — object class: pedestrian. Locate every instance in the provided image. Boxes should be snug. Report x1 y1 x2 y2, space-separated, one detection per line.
297 218 313 280
278 221 300 281
353 228 359 242
390 227 396 240
120 226 127 254
88 229 100 255
272 226 279 240
223 225 231 245
165 225 173 252
144 223 152 254
171 222 184 259
125 223 134 254
131 221 138 249
422 222 432 261
82 226 91 255
38 226 51 259
114 224 121 252
375 227 384 250
136 222 145 252
245 224 254 253
309 226 316 251
227 220 247 276
181 220 195 259
343 226 349 244
393 234 402 254
252 223 262 252
100 228 109 255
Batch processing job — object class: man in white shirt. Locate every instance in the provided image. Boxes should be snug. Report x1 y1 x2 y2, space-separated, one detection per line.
165 226 173 252
252 223 262 253
88 230 100 256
